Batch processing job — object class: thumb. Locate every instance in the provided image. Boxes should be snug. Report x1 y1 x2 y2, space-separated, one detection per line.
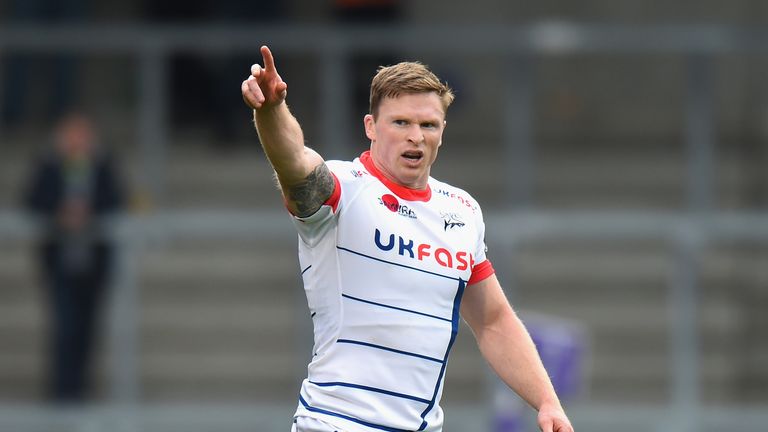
538 418 553 432
277 81 288 100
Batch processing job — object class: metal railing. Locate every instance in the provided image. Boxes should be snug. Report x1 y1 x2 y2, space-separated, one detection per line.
5 23 768 204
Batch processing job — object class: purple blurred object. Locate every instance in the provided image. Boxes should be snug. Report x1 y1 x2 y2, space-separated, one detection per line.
492 313 588 432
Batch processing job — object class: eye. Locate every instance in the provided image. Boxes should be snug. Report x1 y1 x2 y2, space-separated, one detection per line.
421 122 438 129
393 119 408 126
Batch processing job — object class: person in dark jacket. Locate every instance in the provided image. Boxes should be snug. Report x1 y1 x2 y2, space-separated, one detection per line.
23 111 125 402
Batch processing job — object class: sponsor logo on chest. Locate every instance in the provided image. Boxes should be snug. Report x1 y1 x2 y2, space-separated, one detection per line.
373 228 474 271
378 194 417 219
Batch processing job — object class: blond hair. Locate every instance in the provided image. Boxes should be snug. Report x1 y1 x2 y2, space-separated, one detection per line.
369 62 454 117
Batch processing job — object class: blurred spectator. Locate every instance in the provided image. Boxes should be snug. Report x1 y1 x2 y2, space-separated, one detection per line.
1 0 86 129
22 111 126 403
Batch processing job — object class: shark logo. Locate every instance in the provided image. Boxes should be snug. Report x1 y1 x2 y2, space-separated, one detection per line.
441 212 465 231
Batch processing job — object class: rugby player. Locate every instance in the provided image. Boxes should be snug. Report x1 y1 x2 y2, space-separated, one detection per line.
242 45 573 432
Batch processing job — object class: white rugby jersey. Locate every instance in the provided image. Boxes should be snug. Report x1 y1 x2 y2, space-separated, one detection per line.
291 151 495 432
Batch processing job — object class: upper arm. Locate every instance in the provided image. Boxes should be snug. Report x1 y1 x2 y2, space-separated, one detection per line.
460 274 514 335
277 147 336 218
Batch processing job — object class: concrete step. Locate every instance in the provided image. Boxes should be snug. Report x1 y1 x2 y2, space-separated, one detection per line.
5 136 768 209
138 279 303 308
513 250 670 282
0 328 45 352
139 302 297 330
434 149 767 209
0 227 764 405
0 304 45 330
139 351 303 401
138 247 299 281
164 149 280 209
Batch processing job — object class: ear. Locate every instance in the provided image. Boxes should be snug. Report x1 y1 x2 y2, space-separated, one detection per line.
364 114 376 141
438 120 447 147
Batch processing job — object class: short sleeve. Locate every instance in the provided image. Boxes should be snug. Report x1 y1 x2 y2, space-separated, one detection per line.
468 202 495 285
290 173 341 247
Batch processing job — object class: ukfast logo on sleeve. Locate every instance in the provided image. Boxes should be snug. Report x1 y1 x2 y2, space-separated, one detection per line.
434 188 478 212
378 194 417 219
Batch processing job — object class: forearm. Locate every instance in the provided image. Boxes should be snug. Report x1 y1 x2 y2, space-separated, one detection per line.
253 103 333 217
476 308 562 411
253 102 312 184
243 46 334 217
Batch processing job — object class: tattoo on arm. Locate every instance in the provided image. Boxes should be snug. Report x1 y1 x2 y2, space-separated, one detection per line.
286 163 335 217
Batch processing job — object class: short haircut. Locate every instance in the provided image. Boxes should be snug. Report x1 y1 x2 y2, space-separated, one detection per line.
369 62 455 118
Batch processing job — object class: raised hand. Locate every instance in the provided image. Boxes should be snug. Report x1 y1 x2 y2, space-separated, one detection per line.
242 45 288 110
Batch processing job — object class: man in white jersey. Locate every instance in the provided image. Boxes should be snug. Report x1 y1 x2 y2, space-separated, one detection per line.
241 45 574 432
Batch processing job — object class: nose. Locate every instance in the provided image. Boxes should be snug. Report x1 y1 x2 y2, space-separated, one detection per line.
406 125 424 144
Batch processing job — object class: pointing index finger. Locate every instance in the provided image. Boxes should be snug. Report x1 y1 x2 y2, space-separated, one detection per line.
261 45 277 72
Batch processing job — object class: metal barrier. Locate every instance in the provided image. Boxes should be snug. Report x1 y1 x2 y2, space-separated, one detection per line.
4 23 768 204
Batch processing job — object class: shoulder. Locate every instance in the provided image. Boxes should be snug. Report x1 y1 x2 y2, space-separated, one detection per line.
326 158 372 184
428 176 482 215
325 159 355 175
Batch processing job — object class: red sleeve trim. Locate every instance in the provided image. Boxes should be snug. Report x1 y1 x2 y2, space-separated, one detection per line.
324 173 341 212
468 259 495 285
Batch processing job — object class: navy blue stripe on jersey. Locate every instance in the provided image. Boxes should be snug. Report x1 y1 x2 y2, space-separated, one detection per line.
337 246 459 282
301 265 312 275
299 395 412 432
342 293 452 323
309 381 431 405
418 279 467 431
336 339 444 364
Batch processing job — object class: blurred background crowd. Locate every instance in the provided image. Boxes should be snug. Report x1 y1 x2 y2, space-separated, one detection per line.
0 1 767 431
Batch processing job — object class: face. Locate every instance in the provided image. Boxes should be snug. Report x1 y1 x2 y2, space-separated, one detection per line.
56 115 95 161
364 92 446 189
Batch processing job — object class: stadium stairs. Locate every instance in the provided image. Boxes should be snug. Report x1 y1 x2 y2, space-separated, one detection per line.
1 136 766 405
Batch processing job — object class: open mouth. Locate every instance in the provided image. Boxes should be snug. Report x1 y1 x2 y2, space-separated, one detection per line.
402 150 424 161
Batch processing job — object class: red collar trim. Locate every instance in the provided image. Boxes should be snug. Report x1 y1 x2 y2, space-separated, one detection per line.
359 151 432 202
